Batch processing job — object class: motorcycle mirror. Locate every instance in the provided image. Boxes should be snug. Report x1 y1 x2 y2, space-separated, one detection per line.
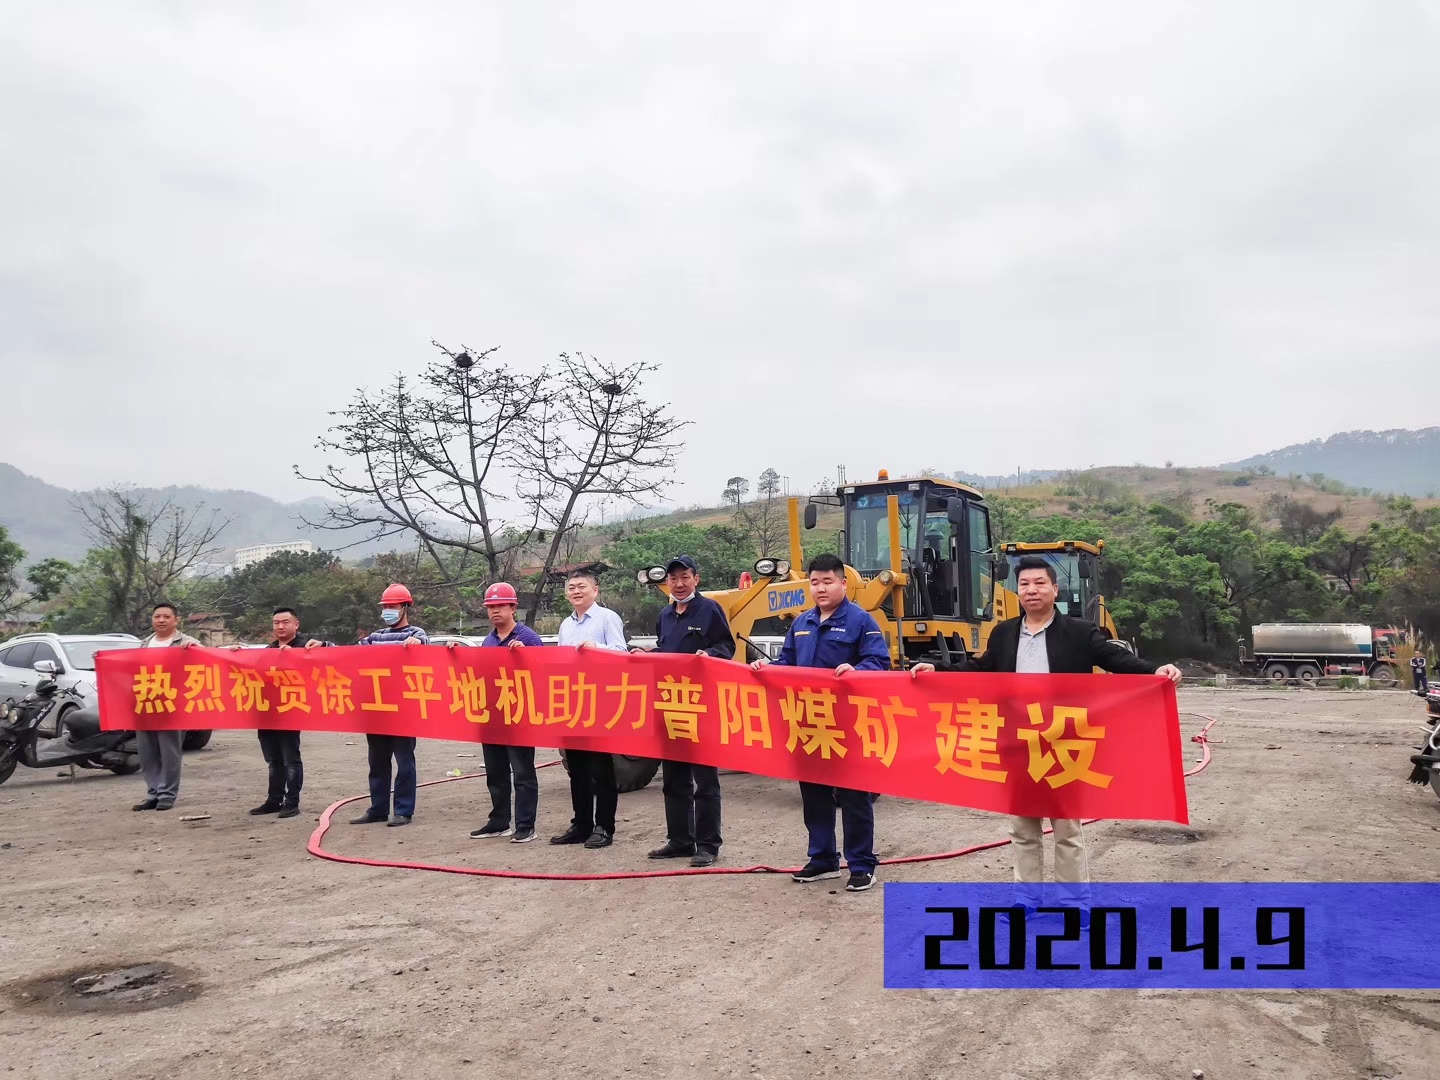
33 660 58 676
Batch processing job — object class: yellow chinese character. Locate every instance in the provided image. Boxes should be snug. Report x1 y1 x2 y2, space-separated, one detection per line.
182 664 225 714
547 673 598 728
850 694 912 768
781 687 846 759
265 667 311 714
932 699 1007 782
717 682 772 748
229 669 272 713
1020 704 1113 789
653 675 706 743
357 668 398 712
132 666 177 715
447 665 489 724
401 665 441 720
312 666 355 715
495 667 543 725
603 672 648 730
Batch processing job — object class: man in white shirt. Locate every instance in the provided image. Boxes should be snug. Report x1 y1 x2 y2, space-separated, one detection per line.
552 568 627 848
134 602 200 811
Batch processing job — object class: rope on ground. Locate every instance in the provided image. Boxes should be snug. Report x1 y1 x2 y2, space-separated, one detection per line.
305 713 1221 881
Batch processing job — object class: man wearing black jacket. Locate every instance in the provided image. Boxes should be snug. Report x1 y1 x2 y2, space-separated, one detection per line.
643 555 735 867
252 608 306 819
913 554 1181 904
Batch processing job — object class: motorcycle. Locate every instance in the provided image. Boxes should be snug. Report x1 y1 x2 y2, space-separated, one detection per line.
1405 685 1440 800
0 660 140 786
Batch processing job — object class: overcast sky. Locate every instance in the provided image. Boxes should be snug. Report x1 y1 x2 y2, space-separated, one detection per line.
4 1 1438 510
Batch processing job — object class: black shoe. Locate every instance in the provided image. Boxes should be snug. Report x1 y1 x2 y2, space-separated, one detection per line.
154 800 175 812
550 827 590 845
469 821 513 839
132 799 158 812
845 871 876 893
510 827 537 844
277 806 299 819
249 802 282 816
386 815 412 827
350 811 387 825
689 849 718 868
648 841 696 859
583 827 613 849
792 860 842 883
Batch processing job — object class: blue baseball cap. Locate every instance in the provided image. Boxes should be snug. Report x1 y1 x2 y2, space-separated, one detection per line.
665 555 699 574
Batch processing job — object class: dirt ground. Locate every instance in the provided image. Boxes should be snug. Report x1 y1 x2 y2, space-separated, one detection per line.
2 688 1438 1080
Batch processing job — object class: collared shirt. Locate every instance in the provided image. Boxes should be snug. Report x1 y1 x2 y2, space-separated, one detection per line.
482 623 545 648
655 593 735 658
1016 611 1056 674
557 604 627 651
359 624 430 646
772 597 890 671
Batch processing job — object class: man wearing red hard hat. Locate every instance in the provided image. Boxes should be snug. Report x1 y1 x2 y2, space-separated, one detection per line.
469 582 545 843
311 583 429 826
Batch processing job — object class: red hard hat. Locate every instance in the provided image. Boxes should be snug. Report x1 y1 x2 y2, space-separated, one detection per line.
380 583 413 606
483 582 519 607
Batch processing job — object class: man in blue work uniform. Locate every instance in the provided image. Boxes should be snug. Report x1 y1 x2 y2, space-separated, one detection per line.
644 555 735 868
751 553 890 893
1413 652 1429 695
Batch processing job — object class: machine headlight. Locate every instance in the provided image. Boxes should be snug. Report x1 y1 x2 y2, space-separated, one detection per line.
754 558 777 576
635 566 668 585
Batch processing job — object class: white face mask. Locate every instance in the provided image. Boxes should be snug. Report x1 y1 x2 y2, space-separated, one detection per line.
381 608 402 626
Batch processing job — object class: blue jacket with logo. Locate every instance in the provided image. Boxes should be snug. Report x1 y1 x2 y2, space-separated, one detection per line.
771 598 890 671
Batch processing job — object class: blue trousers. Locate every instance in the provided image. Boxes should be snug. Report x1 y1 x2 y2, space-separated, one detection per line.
799 781 876 872
367 734 417 817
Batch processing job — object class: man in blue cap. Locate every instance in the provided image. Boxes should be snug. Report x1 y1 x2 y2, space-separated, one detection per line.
645 554 735 867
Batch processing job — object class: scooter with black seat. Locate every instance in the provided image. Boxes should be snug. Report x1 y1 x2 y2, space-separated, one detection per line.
0 660 140 786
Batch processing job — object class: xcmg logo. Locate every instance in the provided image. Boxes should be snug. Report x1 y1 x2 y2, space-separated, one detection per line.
767 586 807 612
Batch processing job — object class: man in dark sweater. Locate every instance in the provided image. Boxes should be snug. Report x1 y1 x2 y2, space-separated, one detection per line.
644 555 736 867
251 607 306 819
913 554 1181 905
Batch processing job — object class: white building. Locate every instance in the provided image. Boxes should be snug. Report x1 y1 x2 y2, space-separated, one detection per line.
234 540 317 570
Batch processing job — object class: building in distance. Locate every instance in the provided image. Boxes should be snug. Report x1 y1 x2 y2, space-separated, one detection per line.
233 540 317 570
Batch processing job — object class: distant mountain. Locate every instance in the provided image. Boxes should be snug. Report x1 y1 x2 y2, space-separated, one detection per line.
1225 428 1440 496
0 464 397 565
950 469 1063 490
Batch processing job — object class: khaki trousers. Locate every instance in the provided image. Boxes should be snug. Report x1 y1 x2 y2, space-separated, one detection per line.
1009 816 1089 883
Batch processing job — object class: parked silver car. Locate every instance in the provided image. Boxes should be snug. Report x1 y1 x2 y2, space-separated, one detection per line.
0 633 213 749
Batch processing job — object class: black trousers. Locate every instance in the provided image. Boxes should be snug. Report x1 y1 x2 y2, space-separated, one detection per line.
257 729 303 808
482 743 538 832
661 760 722 853
566 749 617 834
1416 670 1429 694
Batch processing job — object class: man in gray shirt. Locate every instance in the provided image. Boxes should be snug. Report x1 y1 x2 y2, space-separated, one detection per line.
133 602 201 812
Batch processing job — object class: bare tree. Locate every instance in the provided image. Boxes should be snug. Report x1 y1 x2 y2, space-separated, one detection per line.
739 467 786 555
297 343 548 591
76 488 230 634
517 353 687 620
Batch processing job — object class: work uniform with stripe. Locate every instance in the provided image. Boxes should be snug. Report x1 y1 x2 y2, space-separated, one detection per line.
769 598 890 875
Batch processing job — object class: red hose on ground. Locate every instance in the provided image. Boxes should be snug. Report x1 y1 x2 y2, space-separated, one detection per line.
306 713 1220 881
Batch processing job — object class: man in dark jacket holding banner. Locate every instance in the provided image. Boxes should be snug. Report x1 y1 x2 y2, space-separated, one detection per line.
645 555 735 868
913 554 1181 906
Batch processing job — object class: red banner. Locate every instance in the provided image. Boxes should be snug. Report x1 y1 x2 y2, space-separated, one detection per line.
96 645 1188 823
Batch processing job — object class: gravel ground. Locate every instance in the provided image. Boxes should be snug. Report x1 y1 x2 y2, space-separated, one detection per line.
2 688 1438 1080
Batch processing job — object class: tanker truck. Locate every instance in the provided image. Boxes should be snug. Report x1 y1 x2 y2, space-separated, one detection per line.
1240 623 1403 686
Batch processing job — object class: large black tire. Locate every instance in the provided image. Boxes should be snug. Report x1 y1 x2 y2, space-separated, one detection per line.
1294 663 1322 685
1369 663 1398 688
613 755 660 793
556 751 660 793
1264 663 1290 682
181 730 213 752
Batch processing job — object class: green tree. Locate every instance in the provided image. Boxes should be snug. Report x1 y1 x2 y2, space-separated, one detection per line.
600 523 758 631
0 526 24 619
25 558 74 603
